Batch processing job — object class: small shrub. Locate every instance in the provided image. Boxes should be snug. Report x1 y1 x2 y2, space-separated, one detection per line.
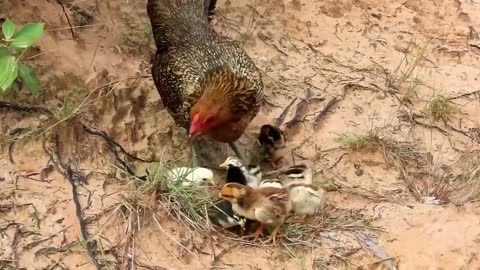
427 95 459 121
0 18 44 93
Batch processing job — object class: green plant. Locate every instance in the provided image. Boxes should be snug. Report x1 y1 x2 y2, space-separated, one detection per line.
0 18 44 93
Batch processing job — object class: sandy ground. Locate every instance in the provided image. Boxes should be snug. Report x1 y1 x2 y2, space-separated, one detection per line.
1 0 480 269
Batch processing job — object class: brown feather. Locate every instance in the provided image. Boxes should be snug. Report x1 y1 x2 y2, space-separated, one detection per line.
148 0 263 141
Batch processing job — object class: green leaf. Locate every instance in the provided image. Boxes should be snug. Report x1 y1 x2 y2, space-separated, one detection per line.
0 47 8 57
0 56 19 91
2 19 16 40
18 64 41 94
11 23 44 48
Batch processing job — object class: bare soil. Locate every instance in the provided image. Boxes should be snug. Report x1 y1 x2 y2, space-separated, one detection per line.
1 0 480 269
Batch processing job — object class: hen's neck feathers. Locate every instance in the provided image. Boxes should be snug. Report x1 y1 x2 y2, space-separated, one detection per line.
198 69 256 116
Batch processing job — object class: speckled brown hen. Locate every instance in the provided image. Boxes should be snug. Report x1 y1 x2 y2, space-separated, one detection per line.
147 0 264 165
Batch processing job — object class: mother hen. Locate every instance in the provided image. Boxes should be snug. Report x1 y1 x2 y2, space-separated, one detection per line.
147 0 264 166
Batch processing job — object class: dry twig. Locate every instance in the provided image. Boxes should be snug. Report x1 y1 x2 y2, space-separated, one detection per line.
313 97 339 128
55 0 77 39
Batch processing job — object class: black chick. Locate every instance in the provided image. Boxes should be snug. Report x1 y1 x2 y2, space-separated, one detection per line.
258 124 287 168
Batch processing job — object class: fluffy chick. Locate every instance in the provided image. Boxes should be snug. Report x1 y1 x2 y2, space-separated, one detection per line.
209 164 248 229
259 178 284 189
219 157 261 188
219 183 291 244
209 200 246 229
287 183 325 216
279 163 313 187
166 167 214 188
258 124 287 168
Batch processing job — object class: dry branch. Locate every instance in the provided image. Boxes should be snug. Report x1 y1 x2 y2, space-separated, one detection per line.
274 97 297 127
11 225 20 269
447 89 480 101
82 125 148 180
42 135 101 269
83 125 155 163
66 166 102 270
313 97 339 128
55 0 77 39
285 89 325 128
0 101 53 116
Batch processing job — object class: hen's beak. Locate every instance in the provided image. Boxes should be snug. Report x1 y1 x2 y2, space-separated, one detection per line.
188 131 199 143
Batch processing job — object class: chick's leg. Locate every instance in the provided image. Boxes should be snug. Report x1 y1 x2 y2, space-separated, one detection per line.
243 223 264 241
263 224 281 245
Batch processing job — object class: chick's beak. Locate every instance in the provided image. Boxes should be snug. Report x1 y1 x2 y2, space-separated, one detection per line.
218 161 229 168
208 178 216 187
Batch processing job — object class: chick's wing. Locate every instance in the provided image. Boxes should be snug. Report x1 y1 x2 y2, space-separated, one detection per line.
253 188 290 223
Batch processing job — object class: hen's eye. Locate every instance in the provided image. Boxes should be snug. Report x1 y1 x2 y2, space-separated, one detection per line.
205 116 215 123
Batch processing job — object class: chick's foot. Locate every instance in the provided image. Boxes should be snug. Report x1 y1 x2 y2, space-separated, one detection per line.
242 223 264 241
262 224 281 245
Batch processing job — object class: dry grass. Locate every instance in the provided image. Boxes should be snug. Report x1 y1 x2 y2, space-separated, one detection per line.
380 138 453 203
426 95 459 122
385 37 431 91
336 130 379 149
450 150 480 204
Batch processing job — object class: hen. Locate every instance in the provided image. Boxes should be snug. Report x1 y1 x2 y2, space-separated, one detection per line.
147 0 264 166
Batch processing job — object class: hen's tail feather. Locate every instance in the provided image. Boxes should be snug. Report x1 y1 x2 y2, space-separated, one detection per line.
147 0 214 51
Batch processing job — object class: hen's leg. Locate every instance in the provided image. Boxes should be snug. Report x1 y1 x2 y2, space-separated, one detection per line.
229 142 244 161
191 137 226 168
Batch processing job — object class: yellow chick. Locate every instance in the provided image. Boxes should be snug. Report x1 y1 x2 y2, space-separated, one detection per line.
218 183 291 245
166 167 215 188
287 183 326 216
279 163 313 187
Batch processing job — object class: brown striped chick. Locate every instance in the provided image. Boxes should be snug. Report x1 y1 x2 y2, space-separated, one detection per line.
279 163 313 187
218 183 291 245
287 183 326 216
258 125 288 168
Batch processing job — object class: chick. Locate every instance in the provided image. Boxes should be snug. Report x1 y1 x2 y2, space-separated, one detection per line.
219 157 261 188
258 124 288 168
219 183 292 245
209 200 246 229
259 178 284 189
209 164 249 229
279 163 313 187
287 183 325 216
166 167 214 188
